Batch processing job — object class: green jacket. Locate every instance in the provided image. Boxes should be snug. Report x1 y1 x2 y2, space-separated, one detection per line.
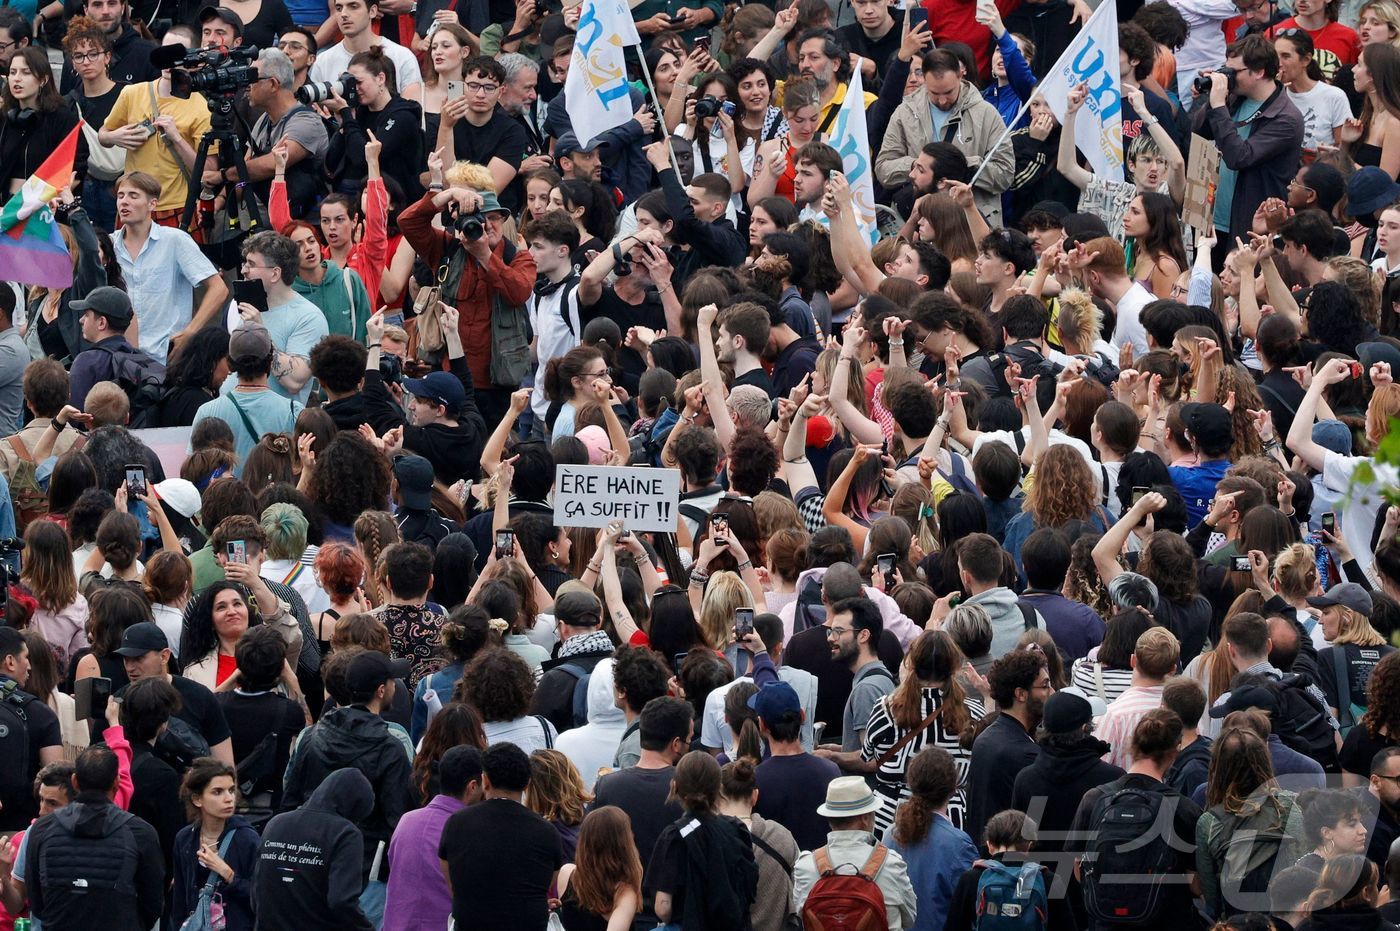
293 261 371 344
190 542 223 593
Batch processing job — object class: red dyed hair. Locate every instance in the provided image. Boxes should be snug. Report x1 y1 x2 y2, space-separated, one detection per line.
314 542 365 599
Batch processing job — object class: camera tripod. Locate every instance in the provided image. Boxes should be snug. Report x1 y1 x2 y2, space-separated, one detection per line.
180 93 255 231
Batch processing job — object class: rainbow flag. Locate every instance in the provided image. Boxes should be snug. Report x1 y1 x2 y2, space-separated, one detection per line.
0 123 79 289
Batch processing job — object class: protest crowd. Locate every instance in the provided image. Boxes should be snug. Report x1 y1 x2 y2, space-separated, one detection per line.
4 0 1400 927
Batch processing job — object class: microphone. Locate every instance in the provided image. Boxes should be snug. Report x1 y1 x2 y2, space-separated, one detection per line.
149 43 190 69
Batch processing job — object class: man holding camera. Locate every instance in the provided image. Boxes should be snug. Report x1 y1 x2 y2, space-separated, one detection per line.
399 185 535 429
228 48 328 218
1190 33 1303 248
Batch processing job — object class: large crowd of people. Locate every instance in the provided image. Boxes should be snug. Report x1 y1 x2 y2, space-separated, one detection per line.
0 0 1398 928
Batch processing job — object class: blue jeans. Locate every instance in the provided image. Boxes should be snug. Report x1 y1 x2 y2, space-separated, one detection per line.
359 878 386 929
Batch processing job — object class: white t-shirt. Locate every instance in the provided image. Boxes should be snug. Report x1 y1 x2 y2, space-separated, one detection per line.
529 280 582 424
972 428 1096 472
1113 283 1153 356
1289 81 1352 148
310 36 423 95
700 665 819 756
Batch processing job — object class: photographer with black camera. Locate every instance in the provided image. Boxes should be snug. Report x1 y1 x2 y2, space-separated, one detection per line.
228 47 327 218
1190 33 1304 251
317 47 423 200
398 183 535 429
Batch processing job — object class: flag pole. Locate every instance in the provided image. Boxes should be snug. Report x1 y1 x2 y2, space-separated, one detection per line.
968 93 1034 189
632 44 683 178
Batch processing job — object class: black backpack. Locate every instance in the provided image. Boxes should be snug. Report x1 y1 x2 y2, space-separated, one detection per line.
1273 675 1340 773
96 343 167 427
1081 785 1178 925
0 679 34 807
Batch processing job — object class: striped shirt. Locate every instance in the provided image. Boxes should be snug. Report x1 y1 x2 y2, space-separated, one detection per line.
861 686 986 838
1094 684 1165 770
1071 657 1135 705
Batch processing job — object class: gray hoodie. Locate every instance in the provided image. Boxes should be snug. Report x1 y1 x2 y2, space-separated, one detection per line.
965 586 1044 659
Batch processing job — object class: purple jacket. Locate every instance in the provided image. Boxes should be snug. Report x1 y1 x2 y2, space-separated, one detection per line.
384 794 464 931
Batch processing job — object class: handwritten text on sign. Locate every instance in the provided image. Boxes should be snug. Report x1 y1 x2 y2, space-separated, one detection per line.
553 464 682 532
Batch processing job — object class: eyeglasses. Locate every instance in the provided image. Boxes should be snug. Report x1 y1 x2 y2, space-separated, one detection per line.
277 39 309 51
0 39 17 52
581 369 612 381
1376 773 1400 783
825 625 851 638
71 51 107 62
466 81 499 94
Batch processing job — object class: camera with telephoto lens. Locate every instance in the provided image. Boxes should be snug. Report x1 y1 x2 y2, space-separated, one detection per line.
1192 66 1236 95
440 204 486 241
166 44 261 99
694 95 723 119
297 73 358 106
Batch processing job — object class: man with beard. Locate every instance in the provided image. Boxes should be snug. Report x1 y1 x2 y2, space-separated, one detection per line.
813 598 894 768
963 649 1051 846
56 0 158 93
784 29 876 131
891 141 969 220
1365 747 1400 868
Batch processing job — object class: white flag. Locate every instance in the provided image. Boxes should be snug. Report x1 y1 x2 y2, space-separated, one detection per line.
1038 0 1124 178
824 69 878 245
565 0 637 147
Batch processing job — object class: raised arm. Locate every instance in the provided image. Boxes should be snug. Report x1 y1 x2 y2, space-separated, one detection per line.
480 388 533 477
830 326 884 444
825 172 885 295
1124 86 1186 205
695 302 736 447
748 6 797 65
822 442 879 551
782 392 824 494
598 524 643 643
1056 85 1093 191
1286 357 1353 472
1093 492 1166 584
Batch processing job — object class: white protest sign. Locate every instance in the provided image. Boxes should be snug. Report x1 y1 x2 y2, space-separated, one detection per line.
553 464 681 532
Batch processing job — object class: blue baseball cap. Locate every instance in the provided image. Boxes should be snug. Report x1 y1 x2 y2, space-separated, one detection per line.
747 681 802 724
402 371 465 416
1312 419 1353 456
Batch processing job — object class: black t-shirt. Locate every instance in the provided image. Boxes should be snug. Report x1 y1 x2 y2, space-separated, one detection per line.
67 83 125 134
592 765 682 930
240 0 294 53
215 690 306 804
581 286 667 397
116 675 231 749
732 367 774 397
1319 643 1397 716
838 21 902 85
452 109 530 213
1339 725 1399 778
0 680 62 831
1069 773 1202 924
439 797 563 931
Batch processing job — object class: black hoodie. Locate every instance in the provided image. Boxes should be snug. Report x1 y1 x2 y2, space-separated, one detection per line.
25 790 165 931
280 705 416 878
254 769 376 931
1011 732 1125 856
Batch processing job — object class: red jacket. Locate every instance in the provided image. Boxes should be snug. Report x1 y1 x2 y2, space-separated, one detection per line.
398 193 536 387
271 177 390 304
922 0 1022 81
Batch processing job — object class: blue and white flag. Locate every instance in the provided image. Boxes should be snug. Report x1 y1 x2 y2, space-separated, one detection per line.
1038 0 1123 177
565 0 637 146
824 68 878 245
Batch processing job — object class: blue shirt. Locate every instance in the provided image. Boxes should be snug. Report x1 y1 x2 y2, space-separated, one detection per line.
930 103 952 142
258 294 329 404
191 387 302 472
888 812 977 931
110 223 218 363
1214 97 1264 231
1170 458 1232 527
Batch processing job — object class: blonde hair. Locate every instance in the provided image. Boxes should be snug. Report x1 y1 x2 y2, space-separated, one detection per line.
1272 543 1318 602
1362 0 1400 47
1326 256 1380 325
1134 626 1181 678
444 160 496 192
1055 287 1103 352
1334 605 1386 647
697 571 753 650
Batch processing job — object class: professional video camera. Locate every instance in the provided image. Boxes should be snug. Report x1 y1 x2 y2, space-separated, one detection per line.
297 73 358 106
151 43 261 100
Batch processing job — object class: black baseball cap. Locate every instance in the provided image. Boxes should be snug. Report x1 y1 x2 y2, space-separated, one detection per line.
1209 684 1280 718
347 651 411 700
71 286 134 327
114 622 170 657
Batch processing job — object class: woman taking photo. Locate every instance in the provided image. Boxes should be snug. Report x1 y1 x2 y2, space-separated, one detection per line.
170 758 260 931
670 72 747 194
23 519 88 673
717 758 799 931
651 752 759 930
419 23 474 147
181 582 277 690
1124 192 1188 299
325 48 424 201
555 806 644 931
857 631 984 836
1340 42 1400 178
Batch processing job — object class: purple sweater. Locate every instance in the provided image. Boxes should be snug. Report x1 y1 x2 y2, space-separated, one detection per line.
384 794 464 931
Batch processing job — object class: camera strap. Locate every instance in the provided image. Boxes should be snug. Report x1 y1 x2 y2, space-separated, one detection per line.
147 82 194 190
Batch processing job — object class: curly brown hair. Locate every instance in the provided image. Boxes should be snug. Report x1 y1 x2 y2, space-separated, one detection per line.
1209 365 1264 461
458 648 535 722
312 432 391 527
1364 651 1400 739
1137 530 1200 603
1026 445 1097 528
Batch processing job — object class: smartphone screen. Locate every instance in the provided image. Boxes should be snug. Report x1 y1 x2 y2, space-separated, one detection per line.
232 278 269 313
1322 512 1336 532
75 676 112 721
734 607 754 637
1132 486 1150 504
227 540 247 564
694 35 711 53
907 5 929 28
709 513 728 539
673 652 687 675
495 530 514 559
125 464 147 498
877 553 896 588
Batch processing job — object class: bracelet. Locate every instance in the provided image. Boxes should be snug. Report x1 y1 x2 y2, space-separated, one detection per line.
429 182 444 192
633 553 651 567
587 561 602 573
656 283 672 294
784 456 809 464
737 559 753 570
50 419 65 432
